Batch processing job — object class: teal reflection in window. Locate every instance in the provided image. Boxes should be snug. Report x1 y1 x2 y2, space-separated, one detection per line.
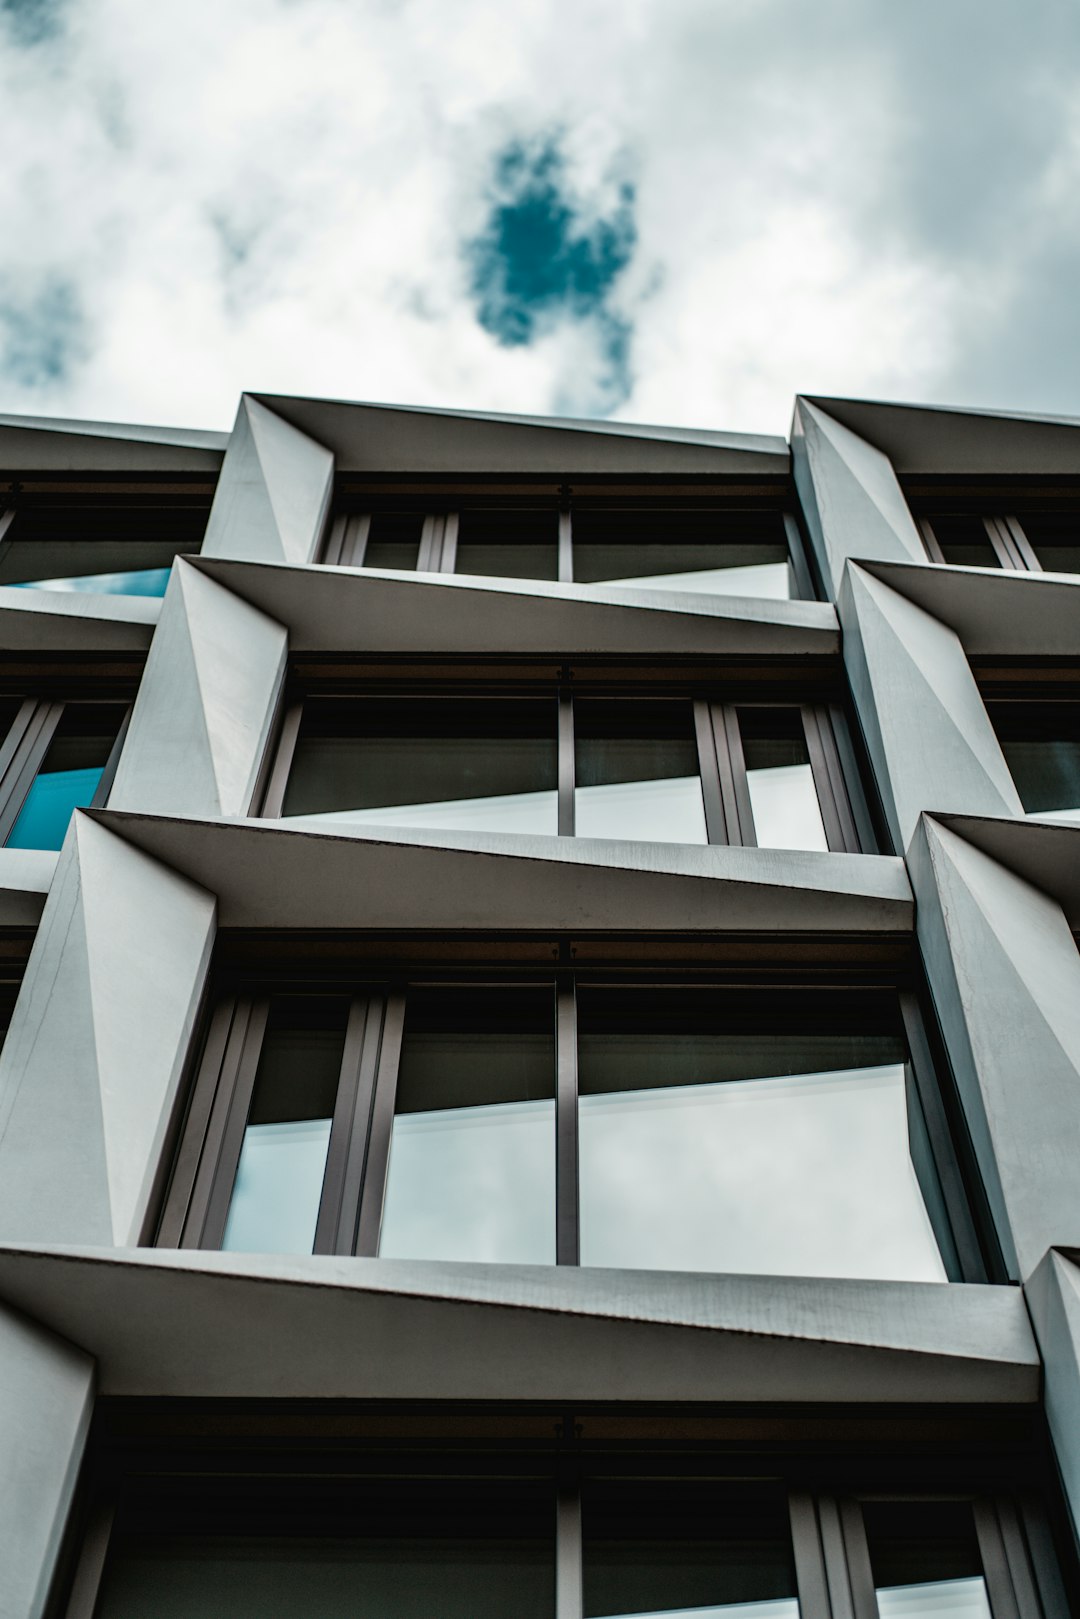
6 705 126 851
12 567 171 597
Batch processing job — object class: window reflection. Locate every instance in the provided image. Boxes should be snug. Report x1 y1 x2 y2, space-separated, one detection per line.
6 703 126 851
575 699 707 844
379 987 557 1264
739 709 828 852
571 510 793 598
577 989 947 1282
222 998 347 1255
865 1503 991 1619
12 567 171 596
362 510 425 571
925 517 1001 570
989 705 1080 823
454 509 559 581
584 1482 800 1619
1018 514 1080 576
282 697 559 837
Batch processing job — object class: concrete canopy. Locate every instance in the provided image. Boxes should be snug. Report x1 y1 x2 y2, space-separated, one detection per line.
0 412 226 473
859 559 1080 658
800 396 1080 477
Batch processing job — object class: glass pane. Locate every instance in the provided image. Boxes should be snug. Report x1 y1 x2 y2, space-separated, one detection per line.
0 507 205 587
98 1482 553 1619
584 1481 799 1619
925 516 1000 569
362 511 425 571
991 705 1080 818
739 709 829 852
1017 513 1080 575
12 566 171 596
578 988 947 1282
455 509 559 580
221 997 348 1255
379 987 556 1264
865 1502 991 1619
281 697 559 836
575 699 707 844
7 703 125 851
572 510 793 598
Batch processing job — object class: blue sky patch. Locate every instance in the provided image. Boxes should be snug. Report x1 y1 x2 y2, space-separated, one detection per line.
466 136 637 409
0 277 85 389
0 0 65 47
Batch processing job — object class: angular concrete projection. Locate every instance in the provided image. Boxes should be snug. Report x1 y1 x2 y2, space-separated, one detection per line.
1026 1250 1080 1543
842 565 1022 849
861 559 1080 659
0 848 58 927
95 810 913 936
108 560 287 819
0 1246 1039 1406
0 1303 93 1619
201 394 334 566
0 587 158 653
0 815 216 1247
0 411 225 473
911 817 1080 1280
791 398 925 596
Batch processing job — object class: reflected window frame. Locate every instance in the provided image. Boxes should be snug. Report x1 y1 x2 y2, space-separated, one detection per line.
260 687 872 855
322 497 817 600
0 479 212 592
982 689 1080 822
0 695 131 848
157 969 987 1283
920 511 1080 575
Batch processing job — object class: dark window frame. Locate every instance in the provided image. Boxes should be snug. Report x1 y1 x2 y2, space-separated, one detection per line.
0 696 131 846
259 687 871 855
59 1439 1068 1619
156 967 986 1283
322 503 816 600
920 515 1067 574
0 477 213 589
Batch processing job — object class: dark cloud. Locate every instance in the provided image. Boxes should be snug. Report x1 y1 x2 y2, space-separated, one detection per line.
0 278 86 390
0 0 66 47
465 136 637 408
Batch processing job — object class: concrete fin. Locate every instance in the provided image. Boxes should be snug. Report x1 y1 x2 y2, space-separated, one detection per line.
1025 1250 1080 1544
73 816 217 1246
202 395 333 566
793 399 925 594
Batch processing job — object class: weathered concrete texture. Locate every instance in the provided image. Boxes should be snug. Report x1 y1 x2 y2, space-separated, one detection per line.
108 560 286 820
0 1245 1039 1406
912 817 1080 1281
842 564 1022 850
94 809 913 934
0 1301 94 1619
194 555 838 658
201 394 334 566
0 815 216 1246
791 398 925 597
861 559 1080 658
1026 1250 1080 1545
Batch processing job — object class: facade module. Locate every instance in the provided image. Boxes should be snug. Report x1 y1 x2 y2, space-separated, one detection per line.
0 396 1079 1617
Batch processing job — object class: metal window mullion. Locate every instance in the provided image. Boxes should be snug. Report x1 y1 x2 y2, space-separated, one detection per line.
837 1498 879 1619
717 703 756 845
555 1482 583 1619
0 699 63 845
783 512 816 600
155 1000 237 1248
345 514 372 567
314 995 384 1256
62 1498 117 1619
0 696 43 801
0 507 14 546
440 511 460 573
354 987 407 1256
1002 516 1041 573
803 706 859 853
417 515 442 572
694 699 730 845
89 706 133 810
1017 1491 1071 1619
556 975 579 1266
827 703 879 855
192 998 271 1249
919 518 946 564
984 517 1026 572
818 1495 858 1619
789 1492 833 1619
558 507 574 583
258 700 304 818
559 692 575 836
973 1498 1023 1619
899 992 986 1282
321 513 349 566
993 1497 1046 1619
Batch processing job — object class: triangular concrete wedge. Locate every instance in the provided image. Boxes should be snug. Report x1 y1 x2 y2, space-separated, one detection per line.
202 395 334 566
860 558 1080 657
0 1246 1040 1405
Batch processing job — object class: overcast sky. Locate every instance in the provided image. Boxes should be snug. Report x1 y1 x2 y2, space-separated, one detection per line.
1 0 1078 436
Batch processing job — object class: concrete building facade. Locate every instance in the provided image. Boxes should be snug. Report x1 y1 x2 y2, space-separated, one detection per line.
0 392 1079 1616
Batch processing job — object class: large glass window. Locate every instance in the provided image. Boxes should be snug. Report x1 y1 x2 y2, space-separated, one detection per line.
268 690 867 854
865 1502 992 1619
0 494 209 597
988 703 1080 823
0 698 128 851
163 974 977 1286
920 509 1080 576
571 509 796 598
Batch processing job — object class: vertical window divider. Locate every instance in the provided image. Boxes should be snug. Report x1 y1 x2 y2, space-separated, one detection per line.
0 506 14 546
1017 1491 1073 1619
558 692 576 836
417 516 442 572
156 1000 238 1247
986 517 1027 572
440 512 460 573
803 706 860 853
973 1498 1025 1619
313 996 379 1256
827 703 879 855
61 1497 116 1619
788 1491 833 1619
259 701 305 818
919 519 946 563
817 1494 861 1619
558 506 574 583
556 974 580 1267
714 703 755 845
555 1479 584 1619
694 698 730 844
194 997 271 1250
343 514 372 567
0 699 64 846
898 992 985 1282
1002 517 1041 572
783 512 816 600
354 987 407 1257
91 706 133 810
837 1498 879 1619
321 514 348 566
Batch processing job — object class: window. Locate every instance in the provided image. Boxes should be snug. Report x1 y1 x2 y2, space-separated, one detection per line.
64 1442 1069 1619
159 971 982 1285
0 483 211 597
0 698 129 849
919 511 1080 576
986 702 1080 824
323 499 814 600
264 691 868 854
